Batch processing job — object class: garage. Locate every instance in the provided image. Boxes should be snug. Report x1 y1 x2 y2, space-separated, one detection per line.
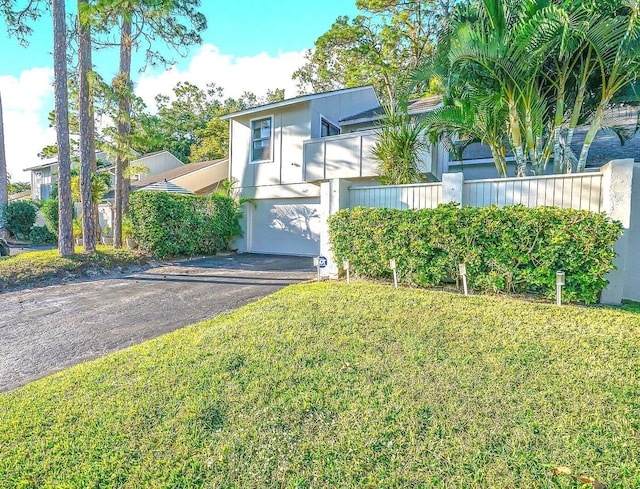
246 198 321 256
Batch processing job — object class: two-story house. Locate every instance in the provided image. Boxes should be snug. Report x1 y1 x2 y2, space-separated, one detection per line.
221 86 450 256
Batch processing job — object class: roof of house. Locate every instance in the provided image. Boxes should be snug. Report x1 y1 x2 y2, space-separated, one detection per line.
23 149 114 172
460 107 639 167
139 180 193 194
103 158 227 200
8 190 30 201
220 86 379 120
339 95 443 125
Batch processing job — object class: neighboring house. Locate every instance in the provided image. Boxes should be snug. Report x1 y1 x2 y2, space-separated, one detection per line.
223 85 639 257
99 158 229 228
23 150 184 202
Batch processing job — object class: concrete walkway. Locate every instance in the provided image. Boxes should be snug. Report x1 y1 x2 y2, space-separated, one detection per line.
0 254 314 392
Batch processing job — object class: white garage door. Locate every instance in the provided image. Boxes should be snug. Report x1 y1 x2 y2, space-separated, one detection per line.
248 198 321 256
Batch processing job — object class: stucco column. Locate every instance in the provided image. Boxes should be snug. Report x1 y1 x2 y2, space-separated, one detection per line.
441 172 464 206
600 159 634 305
319 178 350 278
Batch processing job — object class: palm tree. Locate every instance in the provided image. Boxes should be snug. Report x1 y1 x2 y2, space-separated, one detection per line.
425 94 510 177
373 101 430 185
575 0 640 171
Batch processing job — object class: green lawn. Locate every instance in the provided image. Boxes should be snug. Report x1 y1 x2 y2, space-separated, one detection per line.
0 247 149 291
1 283 638 488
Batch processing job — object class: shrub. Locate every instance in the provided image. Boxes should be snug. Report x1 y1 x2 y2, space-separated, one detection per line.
29 225 57 244
128 191 241 259
2 201 37 239
328 204 623 304
40 199 59 236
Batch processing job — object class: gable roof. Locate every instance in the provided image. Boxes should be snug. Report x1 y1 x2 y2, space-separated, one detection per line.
340 95 443 125
139 180 194 194
103 158 227 200
220 86 378 120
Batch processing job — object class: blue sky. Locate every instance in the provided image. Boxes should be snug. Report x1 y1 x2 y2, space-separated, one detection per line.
0 0 361 180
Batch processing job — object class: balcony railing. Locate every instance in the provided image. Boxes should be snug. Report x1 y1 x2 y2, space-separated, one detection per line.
303 130 380 182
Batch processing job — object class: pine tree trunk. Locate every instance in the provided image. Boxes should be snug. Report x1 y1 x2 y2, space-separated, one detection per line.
113 16 132 248
0 93 8 240
78 0 97 253
52 0 74 256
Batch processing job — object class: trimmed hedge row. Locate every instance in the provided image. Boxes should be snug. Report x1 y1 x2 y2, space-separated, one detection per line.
128 191 241 259
328 204 623 304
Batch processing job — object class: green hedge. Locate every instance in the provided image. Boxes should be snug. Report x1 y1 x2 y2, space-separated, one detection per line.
40 199 59 237
2 201 37 239
128 191 241 259
328 204 623 304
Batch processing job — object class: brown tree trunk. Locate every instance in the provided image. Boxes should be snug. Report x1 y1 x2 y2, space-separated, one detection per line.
0 93 8 240
52 0 74 256
114 16 132 248
78 0 97 252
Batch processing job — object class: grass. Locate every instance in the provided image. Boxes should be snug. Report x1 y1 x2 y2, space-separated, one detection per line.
0 246 149 291
1 283 639 488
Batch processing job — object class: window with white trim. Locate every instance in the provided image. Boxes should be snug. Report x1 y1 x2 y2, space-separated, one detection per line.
321 117 340 137
251 117 273 162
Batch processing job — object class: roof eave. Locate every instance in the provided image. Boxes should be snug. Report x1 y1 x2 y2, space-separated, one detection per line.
221 86 377 120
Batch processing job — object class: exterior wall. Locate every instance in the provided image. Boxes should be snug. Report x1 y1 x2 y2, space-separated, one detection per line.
230 103 312 191
133 151 184 178
624 163 640 300
30 166 56 201
310 90 379 139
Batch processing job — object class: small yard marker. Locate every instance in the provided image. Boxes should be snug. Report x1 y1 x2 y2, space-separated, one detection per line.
389 258 398 288
556 271 565 306
343 259 350 284
313 257 320 282
459 263 468 296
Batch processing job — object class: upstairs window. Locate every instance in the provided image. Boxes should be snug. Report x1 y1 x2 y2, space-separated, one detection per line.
321 117 340 137
251 117 273 162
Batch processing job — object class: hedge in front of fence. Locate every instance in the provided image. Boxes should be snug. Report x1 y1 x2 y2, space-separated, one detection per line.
328 204 623 304
128 191 241 259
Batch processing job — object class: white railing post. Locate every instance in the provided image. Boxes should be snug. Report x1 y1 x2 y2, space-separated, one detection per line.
599 159 634 305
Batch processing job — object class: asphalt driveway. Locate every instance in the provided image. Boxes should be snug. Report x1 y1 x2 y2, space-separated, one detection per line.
0 254 314 392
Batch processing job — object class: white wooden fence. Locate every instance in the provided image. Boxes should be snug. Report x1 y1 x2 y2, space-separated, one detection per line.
349 183 442 210
462 173 603 211
348 172 603 212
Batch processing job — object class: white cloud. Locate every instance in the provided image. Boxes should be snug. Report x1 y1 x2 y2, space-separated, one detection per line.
136 44 307 111
0 46 307 184
0 67 55 182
